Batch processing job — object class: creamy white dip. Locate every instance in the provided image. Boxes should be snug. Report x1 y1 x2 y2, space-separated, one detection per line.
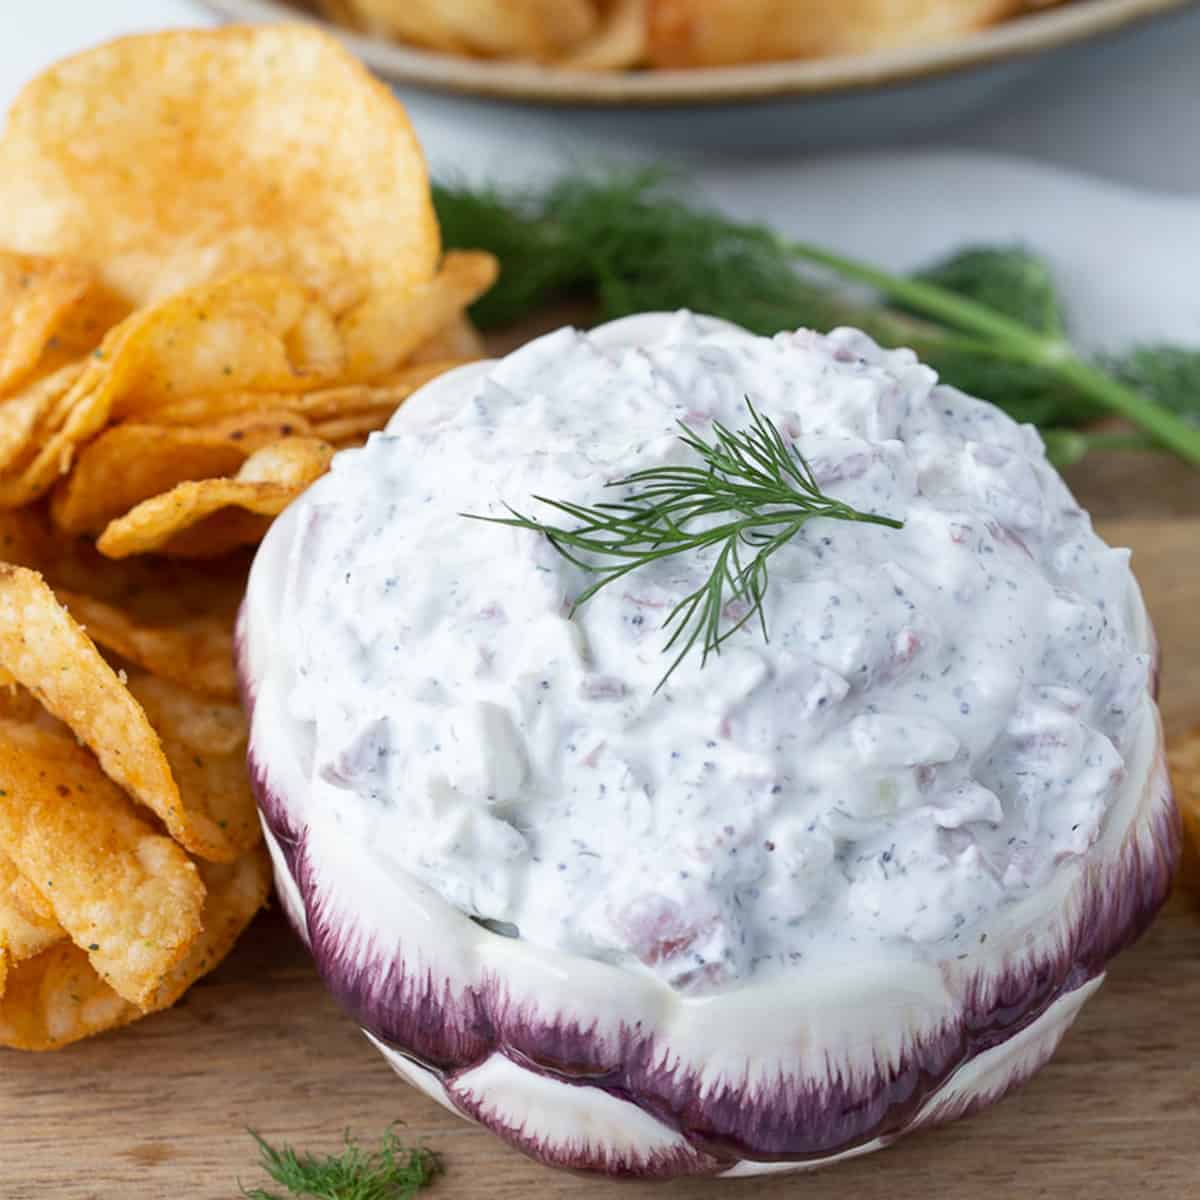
263 313 1151 995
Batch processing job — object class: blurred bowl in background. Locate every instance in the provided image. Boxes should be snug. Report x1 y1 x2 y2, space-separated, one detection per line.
199 0 1195 148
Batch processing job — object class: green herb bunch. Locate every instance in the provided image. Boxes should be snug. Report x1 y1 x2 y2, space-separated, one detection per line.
242 1129 440 1200
433 170 1200 469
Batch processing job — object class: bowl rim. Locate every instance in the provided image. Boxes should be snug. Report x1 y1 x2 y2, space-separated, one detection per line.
197 0 1196 107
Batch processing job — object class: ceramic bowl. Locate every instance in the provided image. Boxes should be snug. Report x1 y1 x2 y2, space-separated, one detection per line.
238 312 1179 1178
198 0 1196 148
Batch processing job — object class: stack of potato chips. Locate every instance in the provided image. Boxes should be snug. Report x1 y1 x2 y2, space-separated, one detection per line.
0 24 495 1048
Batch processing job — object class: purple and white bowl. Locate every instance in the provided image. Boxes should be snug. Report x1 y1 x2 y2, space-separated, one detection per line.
238 313 1178 1178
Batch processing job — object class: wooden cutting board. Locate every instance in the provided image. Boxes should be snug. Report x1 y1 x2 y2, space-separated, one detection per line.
1 460 1198 1200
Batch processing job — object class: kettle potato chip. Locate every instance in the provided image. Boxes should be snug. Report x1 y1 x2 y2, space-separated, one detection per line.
0 720 205 1006
97 438 335 560
0 843 271 1051
0 941 138 1051
562 0 649 69
0 362 114 510
0 25 441 381
50 413 315 537
34 281 132 384
147 847 273 1013
0 508 55 574
149 360 465 427
348 250 497 370
0 848 67 993
42 537 252 628
0 683 42 726
125 671 260 859
0 273 344 510
129 510 276 563
0 566 239 862
1169 724 1200 891
0 254 93 396
0 21 498 1047
50 428 247 538
410 315 487 364
75 273 344 422
0 363 88 479
313 411 401 445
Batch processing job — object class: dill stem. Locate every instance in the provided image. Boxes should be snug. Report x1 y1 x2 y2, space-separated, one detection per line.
1071 431 1159 453
1051 357 1200 464
785 239 1200 467
787 240 1043 350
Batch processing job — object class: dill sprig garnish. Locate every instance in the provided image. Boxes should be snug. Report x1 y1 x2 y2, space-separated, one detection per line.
468 402 902 689
241 1128 440 1200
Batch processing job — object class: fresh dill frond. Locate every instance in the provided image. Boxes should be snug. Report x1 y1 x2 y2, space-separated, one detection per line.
1110 345 1200 426
902 247 1108 428
241 1128 440 1200
909 246 1066 337
435 169 917 339
434 170 1200 468
433 181 589 328
468 402 902 690
432 172 1088 423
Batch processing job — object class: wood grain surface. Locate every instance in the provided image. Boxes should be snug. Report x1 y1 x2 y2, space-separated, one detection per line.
0 464 1196 1200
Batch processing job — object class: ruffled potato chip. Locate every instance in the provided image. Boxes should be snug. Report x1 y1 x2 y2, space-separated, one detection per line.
0 25 440 381
98 437 335 560
0 720 204 1006
147 847 272 1012
125 671 260 859
0 254 93 395
0 565 240 862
